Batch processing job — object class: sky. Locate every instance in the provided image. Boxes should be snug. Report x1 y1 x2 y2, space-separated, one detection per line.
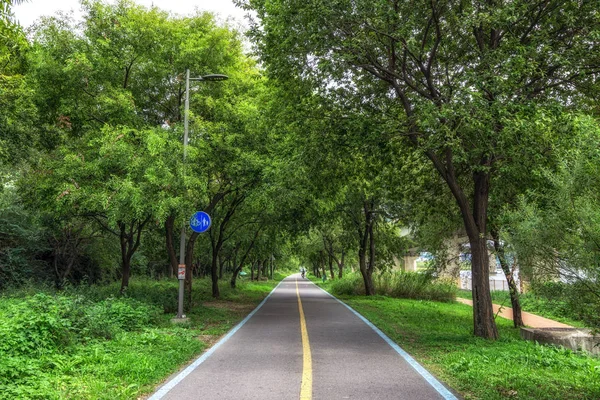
13 0 250 28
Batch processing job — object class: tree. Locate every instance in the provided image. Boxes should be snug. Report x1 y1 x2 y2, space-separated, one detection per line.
23 0 252 298
242 0 600 339
507 115 600 328
20 125 178 292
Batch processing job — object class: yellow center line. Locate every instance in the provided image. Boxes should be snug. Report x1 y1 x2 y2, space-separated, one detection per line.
296 278 312 400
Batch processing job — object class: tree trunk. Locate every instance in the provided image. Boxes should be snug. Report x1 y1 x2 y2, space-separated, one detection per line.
491 230 524 327
339 249 345 279
119 223 133 294
426 148 498 339
328 247 334 280
358 200 375 295
256 259 262 281
118 219 148 294
165 214 178 278
231 229 260 288
251 261 255 281
218 254 224 279
120 251 131 294
450 169 497 339
468 233 498 338
211 250 220 298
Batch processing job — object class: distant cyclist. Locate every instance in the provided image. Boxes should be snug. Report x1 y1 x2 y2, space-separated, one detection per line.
300 266 306 279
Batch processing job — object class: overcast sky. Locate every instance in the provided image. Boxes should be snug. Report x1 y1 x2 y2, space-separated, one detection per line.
13 0 250 28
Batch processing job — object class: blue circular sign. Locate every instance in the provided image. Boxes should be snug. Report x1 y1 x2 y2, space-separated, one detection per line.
190 211 211 233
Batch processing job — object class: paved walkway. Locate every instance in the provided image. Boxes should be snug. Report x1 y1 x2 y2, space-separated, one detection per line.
149 275 458 400
456 297 573 328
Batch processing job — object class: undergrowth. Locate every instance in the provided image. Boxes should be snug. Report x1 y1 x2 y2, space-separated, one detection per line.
329 271 456 302
0 275 281 399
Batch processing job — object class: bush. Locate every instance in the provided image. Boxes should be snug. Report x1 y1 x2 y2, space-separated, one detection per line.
330 274 365 295
330 271 456 302
0 293 160 359
67 278 179 313
377 271 456 302
531 281 600 329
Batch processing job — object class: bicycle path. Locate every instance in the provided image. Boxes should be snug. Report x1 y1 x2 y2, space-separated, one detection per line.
149 275 458 400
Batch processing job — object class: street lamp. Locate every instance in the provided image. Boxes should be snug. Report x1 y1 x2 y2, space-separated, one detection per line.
176 69 228 320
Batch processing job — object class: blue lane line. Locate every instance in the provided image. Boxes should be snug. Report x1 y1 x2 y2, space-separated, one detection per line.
314 283 458 400
148 280 286 400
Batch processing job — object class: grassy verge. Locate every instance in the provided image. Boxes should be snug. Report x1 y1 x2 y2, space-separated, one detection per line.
0 274 286 399
335 294 600 400
312 271 456 302
456 289 585 327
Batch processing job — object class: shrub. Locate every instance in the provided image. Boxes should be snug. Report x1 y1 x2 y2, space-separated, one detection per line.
531 280 600 329
330 274 365 296
0 293 160 358
378 271 456 302
330 271 456 302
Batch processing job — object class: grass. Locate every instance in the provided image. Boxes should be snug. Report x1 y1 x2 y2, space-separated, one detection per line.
342 295 600 400
318 271 456 302
0 274 285 399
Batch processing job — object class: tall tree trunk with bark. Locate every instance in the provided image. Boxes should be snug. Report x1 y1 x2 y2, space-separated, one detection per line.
118 217 150 294
211 249 220 298
328 250 334 280
442 166 498 339
357 200 376 295
256 259 262 281
231 228 260 288
491 230 523 327
218 255 224 279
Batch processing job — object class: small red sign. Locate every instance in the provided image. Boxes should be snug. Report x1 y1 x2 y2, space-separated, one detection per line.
178 264 186 280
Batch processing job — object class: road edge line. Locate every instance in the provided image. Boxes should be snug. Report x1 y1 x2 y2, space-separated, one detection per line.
148 279 285 400
312 282 458 400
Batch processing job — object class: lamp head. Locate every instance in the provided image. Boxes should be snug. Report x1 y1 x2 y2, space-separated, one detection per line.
199 74 229 81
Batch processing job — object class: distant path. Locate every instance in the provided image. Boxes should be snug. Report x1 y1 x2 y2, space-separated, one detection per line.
456 298 573 328
149 275 457 400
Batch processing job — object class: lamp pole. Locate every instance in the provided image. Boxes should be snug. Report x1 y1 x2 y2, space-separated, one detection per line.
176 69 228 320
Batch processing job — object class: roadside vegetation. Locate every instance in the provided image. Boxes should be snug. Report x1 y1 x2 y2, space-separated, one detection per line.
313 285 600 400
346 296 600 400
314 272 600 398
325 271 456 303
457 282 592 328
2 0 600 397
0 276 284 399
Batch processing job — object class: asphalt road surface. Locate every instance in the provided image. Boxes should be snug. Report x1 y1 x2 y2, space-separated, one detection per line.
149 275 458 400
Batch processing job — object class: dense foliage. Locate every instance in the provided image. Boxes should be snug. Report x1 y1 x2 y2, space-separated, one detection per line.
3 0 600 398
2 0 600 342
0 278 280 399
